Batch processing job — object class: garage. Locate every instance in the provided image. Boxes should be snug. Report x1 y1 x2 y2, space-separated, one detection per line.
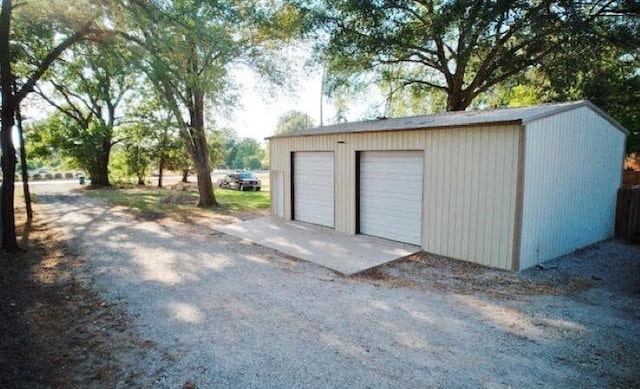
359 151 423 245
269 101 627 270
293 152 334 227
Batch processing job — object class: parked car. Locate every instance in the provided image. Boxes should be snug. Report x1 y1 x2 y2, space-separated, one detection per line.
219 172 261 191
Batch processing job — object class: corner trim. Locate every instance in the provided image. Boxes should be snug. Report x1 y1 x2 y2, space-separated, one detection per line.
511 125 526 271
290 152 295 220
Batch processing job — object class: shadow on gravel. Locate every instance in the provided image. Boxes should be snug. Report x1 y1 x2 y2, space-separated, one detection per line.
0 216 151 388
21 193 640 388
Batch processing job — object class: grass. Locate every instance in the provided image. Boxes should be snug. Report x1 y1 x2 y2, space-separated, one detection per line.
215 188 270 211
86 185 270 219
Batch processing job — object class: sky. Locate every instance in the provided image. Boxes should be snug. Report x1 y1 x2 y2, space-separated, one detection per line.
222 65 329 142
220 48 382 143
23 60 337 144
21 47 382 145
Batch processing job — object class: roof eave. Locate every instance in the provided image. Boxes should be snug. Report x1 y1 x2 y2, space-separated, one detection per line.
266 119 524 140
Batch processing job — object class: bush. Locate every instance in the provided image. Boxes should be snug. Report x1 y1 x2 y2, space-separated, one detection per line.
45 173 54 180
33 174 42 181
65 172 74 179
54 173 63 179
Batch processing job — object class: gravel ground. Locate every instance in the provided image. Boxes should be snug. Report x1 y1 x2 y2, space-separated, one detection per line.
33 193 640 388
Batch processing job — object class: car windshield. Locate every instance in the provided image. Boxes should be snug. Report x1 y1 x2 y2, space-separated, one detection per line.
238 173 257 179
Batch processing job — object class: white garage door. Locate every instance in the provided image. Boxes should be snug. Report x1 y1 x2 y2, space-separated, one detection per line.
360 151 423 245
293 152 334 227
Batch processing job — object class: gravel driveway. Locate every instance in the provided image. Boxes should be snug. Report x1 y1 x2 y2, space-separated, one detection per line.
35 193 640 388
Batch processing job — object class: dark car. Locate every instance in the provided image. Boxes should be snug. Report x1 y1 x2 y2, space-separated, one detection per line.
219 172 261 191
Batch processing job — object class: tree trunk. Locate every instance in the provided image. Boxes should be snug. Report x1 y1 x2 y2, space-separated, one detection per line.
182 169 189 183
157 156 164 188
16 103 33 220
0 0 19 251
192 142 215 207
446 90 473 111
196 167 215 207
88 140 111 187
0 110 18 251
186 89 216 207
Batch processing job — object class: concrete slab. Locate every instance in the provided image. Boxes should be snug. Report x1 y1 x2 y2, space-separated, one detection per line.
213 217 421 275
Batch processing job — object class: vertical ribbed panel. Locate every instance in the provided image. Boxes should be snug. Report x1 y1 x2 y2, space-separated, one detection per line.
334 141 353 233
422 126 520 269
269 126 519 269
519 107 626 269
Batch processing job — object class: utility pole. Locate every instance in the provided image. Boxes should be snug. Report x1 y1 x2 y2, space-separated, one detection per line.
319 69 325 127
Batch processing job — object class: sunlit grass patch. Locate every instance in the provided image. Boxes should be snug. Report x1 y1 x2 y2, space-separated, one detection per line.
86 185 270 219
214 188 270 211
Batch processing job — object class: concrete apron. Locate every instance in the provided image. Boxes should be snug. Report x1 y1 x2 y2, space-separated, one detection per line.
213 217 421 275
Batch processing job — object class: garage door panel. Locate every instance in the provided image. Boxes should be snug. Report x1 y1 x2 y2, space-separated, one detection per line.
294 152 334 227
361 192 421 204
360 151 423 245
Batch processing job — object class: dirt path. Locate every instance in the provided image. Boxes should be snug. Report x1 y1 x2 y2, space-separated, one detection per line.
3 193 639 388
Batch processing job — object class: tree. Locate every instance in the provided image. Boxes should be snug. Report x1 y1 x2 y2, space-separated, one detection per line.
479 3 640 152
1 0 101 251
121 123 154 185
27 113 114 181
231 138 266 170
34 35 139 186
539 8 639 153
275 110 315 135
300 0 626 112
124 0 297 207
219 127 240 169
126 88 178 187
162 138 192 183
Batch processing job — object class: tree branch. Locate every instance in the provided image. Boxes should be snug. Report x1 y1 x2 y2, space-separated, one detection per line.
15 20 95 104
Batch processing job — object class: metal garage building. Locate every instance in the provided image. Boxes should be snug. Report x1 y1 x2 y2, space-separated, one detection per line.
267 101 627 270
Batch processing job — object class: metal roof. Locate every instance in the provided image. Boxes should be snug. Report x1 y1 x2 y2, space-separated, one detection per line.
267 100 628 139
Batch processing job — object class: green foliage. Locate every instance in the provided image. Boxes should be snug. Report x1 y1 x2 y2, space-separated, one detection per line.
479 7 640 153
230 138 266 170
122 0 298 205
108 147 132 184
162 137 192 173
29 34 142 187
27 113 111 176
216 128 267 170
275 111 315 135
122 122 156 184
541 40 639 154
299 0 632 112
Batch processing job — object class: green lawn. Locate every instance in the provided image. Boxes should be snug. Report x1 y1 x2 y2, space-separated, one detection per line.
215 188 270 211
86 185 270 219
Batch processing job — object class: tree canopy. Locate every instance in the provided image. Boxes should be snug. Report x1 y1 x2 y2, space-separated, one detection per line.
123 0 297 206
1 0 106 250
299 0 635 112
275 110 315 135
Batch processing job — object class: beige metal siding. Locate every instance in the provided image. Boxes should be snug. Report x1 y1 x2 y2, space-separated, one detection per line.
422 126 520 269
519 107 626 269
269 125 520 269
